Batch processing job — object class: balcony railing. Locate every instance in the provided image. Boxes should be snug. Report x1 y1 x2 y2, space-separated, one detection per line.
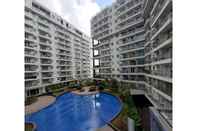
118 34 145 46
25 42 37 49
117 17 143 30
25 59 37 64
119 27 144 38
41 66 53 71
120 50 144 59
25 80 39 88
151 0 171 26
25 76 38 79
25 35 36 41
38 25 50 33
25 50 37 56
37 18 50 26
119 42 144 52
42 73 53 77
42 79 53 84
116 0 143 17
151 12 172 39
25 19 36 27
25 66 38 72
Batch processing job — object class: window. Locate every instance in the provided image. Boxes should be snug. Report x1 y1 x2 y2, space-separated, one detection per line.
95 69 99 74
94 59 99 66
61 20 63 24
94 50 99 56
93 39 99 45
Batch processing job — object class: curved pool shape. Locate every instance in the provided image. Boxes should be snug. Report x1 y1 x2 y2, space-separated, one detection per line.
25 92 122 131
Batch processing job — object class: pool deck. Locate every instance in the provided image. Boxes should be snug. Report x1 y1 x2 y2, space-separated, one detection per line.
72 86 99 95
96 125 114 131
25 95 55 115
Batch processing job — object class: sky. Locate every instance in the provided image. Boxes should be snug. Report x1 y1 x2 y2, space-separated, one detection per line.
38 0 115 37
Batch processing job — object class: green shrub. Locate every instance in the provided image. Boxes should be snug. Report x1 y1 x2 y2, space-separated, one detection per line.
98 80 109 90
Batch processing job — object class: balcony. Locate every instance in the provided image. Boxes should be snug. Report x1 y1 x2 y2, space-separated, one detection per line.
122 75 145 82
151 0 172 27
25 80 40 88
120 59 144 66
117 10 142 25
119 27 144 39
120 55 145 61
55 29 71 40
152 70 172 78
146 78 172 97
25 19 36 27
41 59 52 65
56 46 71 52
39 37 51 45
40 45 52 52
25 57 38 64
41 66 53 71
25 65 38 72
25 12 33 19
151 13 172 40
120 47 144 54
120 42 144 52
56 66 72 71
37 18 50 27
57 61 72 66
58 72 72 77
42 78 53 85
25 41 37 49
143 0 155 18
57 49 71 56
38 25 50 33
39 34 51 41
25 50 37 57
152 47 172 62
116 17 143 30
120 49 144 59
116 0 143 17
120 67 144 74
42 72 53 78
55 33 71 43
25 35 36 42
146 36 172 56
25 76 38 80
40 52 52 58
57 77 72 82
118 34 145 47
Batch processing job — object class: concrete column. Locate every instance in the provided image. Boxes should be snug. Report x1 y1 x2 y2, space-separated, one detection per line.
128 117 135 131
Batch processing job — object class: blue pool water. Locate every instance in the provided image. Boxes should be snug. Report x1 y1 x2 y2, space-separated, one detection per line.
25 92 122 131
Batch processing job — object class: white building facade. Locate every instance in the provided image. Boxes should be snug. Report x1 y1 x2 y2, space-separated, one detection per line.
92 0 172 130
25 0 91 97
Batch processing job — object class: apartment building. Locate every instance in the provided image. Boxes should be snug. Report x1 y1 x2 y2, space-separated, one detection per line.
25 0 91 97
143 0 172 126
91 0 145 84
92 0 145 90
92 0 172 130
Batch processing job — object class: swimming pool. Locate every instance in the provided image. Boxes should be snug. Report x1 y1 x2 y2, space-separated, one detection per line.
25 92 122 131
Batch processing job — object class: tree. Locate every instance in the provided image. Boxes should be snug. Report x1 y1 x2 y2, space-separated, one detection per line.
110 78 120 93
98 80 108 90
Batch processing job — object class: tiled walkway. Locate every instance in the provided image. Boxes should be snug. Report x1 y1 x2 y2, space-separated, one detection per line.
25 96 55 115
96 125 114 131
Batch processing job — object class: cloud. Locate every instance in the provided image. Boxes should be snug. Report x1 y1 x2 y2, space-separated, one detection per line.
38 0 101 36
